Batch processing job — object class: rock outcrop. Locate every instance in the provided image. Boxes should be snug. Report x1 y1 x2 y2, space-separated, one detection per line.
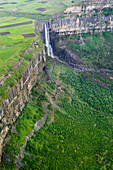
0 49 46 162
50 14 113 35
64 1 113 14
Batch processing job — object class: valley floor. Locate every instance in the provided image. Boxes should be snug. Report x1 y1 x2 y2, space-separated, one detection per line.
2 57 113 169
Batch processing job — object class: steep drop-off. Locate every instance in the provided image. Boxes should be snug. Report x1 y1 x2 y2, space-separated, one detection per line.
0 49 46 163
2 57 113 169
50 14 113 35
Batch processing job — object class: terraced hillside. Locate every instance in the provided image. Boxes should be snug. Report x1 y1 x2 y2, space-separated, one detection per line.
0 16 41 105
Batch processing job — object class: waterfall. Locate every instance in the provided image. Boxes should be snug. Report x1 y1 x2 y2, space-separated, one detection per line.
45 23 54 58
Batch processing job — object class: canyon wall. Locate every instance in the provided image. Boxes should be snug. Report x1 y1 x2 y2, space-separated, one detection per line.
50 14 113 35
48 13 113 68
64 1 113 14
0 49 46 161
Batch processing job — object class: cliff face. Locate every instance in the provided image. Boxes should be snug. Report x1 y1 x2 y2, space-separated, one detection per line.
64 1 113 14
50 14 113 35
48 13 113 68
0 49 46 161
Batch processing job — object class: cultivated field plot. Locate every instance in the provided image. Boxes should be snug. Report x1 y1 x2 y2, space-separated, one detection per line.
0 16 38 104
0 0 82 17
0 17 35 77
0 0 82 106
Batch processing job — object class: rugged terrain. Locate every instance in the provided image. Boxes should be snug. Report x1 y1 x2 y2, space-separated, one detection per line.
0 0 113 169
2 57 113 169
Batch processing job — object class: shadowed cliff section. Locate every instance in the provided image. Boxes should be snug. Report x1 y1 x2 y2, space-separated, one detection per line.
44 13 113 70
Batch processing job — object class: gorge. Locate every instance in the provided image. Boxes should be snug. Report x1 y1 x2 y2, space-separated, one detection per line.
0 0 113 169
39 13 113 69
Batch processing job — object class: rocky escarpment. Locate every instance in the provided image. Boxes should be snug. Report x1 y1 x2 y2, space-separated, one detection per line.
46 13 113 67
0 49 46 162
50 14 113 35
37 12 113 68
49 36 82 67
64 0 113 15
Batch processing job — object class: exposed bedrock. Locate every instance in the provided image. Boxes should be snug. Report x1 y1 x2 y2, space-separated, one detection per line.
50 14 113 35
0 49 46 163
38 14 113 68
50 36 82 67
48 14 113 68
64 1 113 15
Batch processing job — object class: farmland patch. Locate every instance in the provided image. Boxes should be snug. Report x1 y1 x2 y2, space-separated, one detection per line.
0 16 36 104
39 1 47 4
0 32 10 36
0 21 32 29
0 2 17 5
22 33 36 38
25 0 34 2
36 8 46 12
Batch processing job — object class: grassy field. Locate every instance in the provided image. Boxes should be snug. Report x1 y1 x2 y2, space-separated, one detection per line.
2 58 113 169
0 0 82 16
0 0 83 104
0 16 43 105
0 17 35 76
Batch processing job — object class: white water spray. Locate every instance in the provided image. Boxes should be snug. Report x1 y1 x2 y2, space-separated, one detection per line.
45 23 54 58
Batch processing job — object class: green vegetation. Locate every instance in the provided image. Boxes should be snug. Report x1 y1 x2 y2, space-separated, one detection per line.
2 84 48 169
2 58 113 169
0 0 83 103
0 17 35 78
1 1 113 169
102 7 113 16
67 32 113 69
93 7 113 17
0 0 83 20
0 16 45 104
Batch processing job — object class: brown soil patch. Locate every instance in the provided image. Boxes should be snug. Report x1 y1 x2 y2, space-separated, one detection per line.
0 32 10 35
36 8 46 11
22 33 36 38
0 21 32 29
0 2 17 5
10 2 17 4
25 0 34 2
39 1 47 3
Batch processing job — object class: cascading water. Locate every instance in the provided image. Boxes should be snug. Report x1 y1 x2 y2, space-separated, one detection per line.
45 22 54 58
